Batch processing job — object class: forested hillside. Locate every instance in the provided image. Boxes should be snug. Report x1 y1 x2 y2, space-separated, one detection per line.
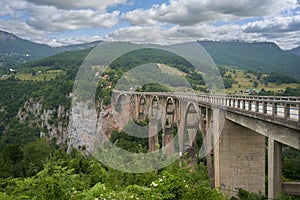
0 30 101 68
199 41 300 79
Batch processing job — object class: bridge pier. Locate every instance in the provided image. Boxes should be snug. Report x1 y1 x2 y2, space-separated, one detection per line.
214 111 266 197
149 119 159 152
268 137 282 199
200 107 215 187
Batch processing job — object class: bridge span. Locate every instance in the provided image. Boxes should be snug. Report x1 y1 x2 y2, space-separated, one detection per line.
112 90 300 199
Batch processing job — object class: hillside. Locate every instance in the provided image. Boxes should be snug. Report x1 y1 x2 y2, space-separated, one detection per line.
56 40 102 52
198 41 300 79
0 30 102 67
1 29 300 80
287 46 300 56
0 30 58 67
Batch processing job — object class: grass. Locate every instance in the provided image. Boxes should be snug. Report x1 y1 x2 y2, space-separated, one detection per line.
158 63 188 76
15 69 65 81
225 69 299 94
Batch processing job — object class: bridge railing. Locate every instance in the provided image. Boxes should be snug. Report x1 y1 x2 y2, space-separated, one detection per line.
193 94 300 123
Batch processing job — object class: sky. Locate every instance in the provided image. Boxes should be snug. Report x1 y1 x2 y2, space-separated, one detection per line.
0 0 300 49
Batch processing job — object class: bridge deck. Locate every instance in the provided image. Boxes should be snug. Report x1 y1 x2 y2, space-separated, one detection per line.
114 90 300 131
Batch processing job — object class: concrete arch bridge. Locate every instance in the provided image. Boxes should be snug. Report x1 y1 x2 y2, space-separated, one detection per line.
113 90 300 199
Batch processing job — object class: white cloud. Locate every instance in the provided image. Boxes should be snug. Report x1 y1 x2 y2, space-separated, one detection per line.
243 15 300 33
105 19 300 50
122 0 298 26
0 20 47 40
23 0 127 10
26 6 120 31
105 26 191 44
0 0 300 50
36 35 104 47
0 0 120 41
121 9 161 26
106 24 261 45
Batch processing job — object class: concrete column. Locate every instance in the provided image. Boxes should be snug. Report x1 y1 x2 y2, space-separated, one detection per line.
263 102 267 114
213 109 221 189
163 127 174 155
129 97 135 120
178 101 186 166
272 102 277 117
214 112 265 197
248 101 252 111
201 107 214 187
255 101 259 112
284 103 290 119
135 94 139 120
268 138 282 199
298 103 300 122
149 119 159 152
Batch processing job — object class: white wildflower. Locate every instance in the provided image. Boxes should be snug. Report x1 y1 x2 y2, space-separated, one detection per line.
150 181 158 187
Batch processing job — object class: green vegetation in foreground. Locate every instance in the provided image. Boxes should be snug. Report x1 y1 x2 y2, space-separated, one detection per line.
0 138 224 200
0 136 299 199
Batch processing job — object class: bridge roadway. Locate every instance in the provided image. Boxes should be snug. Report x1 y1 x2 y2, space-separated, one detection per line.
113 90 300 199
121 91 300 129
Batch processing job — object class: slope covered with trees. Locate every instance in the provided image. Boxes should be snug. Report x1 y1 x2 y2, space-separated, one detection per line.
199 41 300 79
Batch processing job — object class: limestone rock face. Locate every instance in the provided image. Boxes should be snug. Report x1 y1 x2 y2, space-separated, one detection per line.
17 98 122 153
17 99 68 145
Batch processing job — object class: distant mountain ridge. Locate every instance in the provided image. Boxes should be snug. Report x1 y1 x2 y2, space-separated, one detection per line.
0 30 102 67
287 46 300 56
0 30 57 67
1 30 300 79
56 41 102 52
198 40 300 79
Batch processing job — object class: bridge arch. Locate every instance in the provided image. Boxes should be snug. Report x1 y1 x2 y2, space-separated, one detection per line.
114 93 128 113
161 97 177 154
138 95 147 121
129 95 136 120
165 97 176 128
150 95 160 119
181 102 201 165
148 95 162 152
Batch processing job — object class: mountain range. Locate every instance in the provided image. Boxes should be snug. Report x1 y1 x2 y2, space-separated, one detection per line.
198 40 300 77
0 30 102 67
1 30 300 79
